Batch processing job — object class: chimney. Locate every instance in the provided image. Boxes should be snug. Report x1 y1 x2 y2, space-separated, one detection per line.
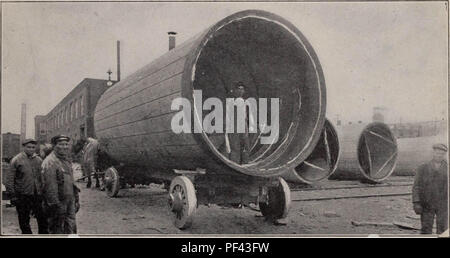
116 40 121 82
20 103 26 145
168 32 177 51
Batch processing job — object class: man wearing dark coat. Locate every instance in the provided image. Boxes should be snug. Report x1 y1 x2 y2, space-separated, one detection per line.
4 138 48 234
412 143 448 234
41 135 80 234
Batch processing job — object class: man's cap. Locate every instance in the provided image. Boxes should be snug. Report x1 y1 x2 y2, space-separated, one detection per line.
432 143 448 152
22 138 37 146
51 135 71 145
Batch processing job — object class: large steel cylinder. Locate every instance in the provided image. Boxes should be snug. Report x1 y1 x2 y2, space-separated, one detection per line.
94 10 326 177
393 132 447 176
282 119 340 184
330 122 398 183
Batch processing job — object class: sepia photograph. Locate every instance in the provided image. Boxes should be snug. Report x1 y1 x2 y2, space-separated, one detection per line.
0 1 448 239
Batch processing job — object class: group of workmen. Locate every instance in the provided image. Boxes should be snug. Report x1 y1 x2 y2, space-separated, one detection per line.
4 134 99 234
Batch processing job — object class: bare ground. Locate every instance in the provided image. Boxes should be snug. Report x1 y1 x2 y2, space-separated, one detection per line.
2 174 426 236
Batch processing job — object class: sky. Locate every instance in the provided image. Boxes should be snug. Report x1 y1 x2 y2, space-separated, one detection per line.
1 2 448 138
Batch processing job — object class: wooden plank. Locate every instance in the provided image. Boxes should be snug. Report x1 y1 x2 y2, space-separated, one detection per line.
96 36 200 109
95 92 181 132
95 73 182 119
292 192 411 202
393 221 420 230
96 60 185 116
107 130 198 149
351 221 395 227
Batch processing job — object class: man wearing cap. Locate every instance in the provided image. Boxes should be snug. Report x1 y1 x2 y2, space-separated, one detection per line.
4 138 48 234
412 143 449 234
224 81 255 164
41 135 80 234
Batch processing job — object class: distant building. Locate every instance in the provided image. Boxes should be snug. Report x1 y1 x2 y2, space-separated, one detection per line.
35 78 112 143
2 132 21 161
389 119 447 139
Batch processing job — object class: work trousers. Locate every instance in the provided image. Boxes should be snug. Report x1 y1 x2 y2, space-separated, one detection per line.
82 163 99 186
47 197 77 234
15 194 48 234
228 133 250 164
420 207 448 234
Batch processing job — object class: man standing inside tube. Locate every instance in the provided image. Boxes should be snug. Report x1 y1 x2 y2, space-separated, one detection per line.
225 81 254 164
412 143 448 234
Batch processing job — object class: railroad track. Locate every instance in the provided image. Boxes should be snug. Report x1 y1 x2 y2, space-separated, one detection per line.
290 182 413 192
289 181 413 202
291 192 411 202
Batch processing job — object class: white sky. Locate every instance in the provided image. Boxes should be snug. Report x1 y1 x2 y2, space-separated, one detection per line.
2 2 448 138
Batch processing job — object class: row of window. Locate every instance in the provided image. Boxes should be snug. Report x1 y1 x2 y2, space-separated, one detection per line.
46 95 84 130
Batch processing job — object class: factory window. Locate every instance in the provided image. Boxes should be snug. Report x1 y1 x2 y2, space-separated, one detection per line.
80 95 84 116
72 101 76 120
70 102 73 121
77 97 81 117
75 99 78 119
73 100 76 119
62 108 65 125
66 106 69 123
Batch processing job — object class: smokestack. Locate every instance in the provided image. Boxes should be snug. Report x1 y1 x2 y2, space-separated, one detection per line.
117 40 121 82
20 103 26 145
372 106 387 123
168 32 177 51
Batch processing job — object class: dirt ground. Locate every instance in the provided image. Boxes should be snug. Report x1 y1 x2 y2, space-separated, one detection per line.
2 169 431 236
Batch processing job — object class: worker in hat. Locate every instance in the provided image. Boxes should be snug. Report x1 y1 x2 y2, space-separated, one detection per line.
4 138 48 234
41 135 80 234
81 136 101 189
412 143 448 234
224 81 255 164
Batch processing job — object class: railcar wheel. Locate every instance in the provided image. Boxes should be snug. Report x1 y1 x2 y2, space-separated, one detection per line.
103 167 120 197
168 176 197 229
259 177 291 220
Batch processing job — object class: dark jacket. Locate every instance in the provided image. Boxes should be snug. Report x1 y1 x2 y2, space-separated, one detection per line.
412 160 448 210
41 151 78 206
4 152 43 196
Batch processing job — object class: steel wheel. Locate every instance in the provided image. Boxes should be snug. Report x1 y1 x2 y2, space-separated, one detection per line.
103 167 120 197
168 176 197 229
259 177 291 220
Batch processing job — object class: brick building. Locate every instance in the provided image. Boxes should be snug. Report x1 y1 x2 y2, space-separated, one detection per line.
34 115 47 144
2 132 21 161
35 78 112 144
